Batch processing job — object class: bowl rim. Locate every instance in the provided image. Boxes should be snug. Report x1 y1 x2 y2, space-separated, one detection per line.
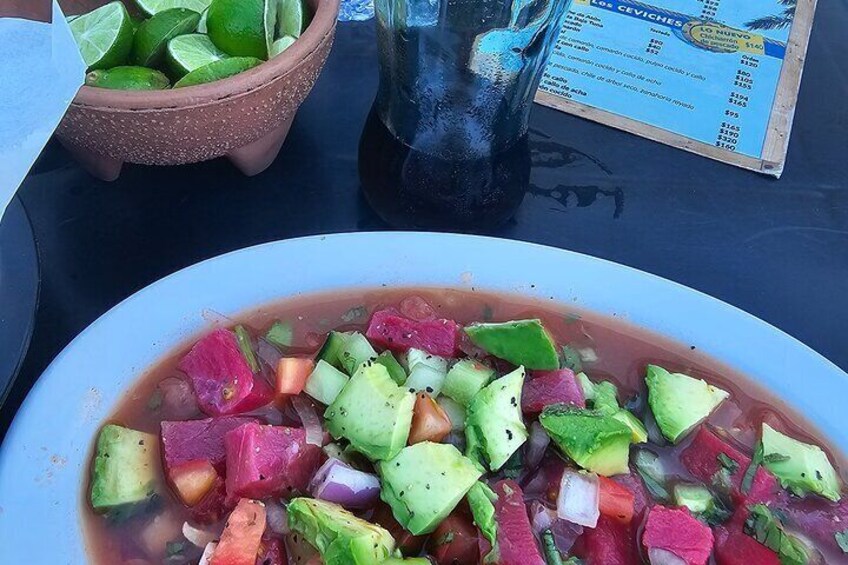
71 0 340 111
1 232 846 563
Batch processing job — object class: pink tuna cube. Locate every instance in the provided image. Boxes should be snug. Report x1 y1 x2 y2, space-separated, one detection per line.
224 422 322 500
179 328 272 416
366 308 460 357
522 369 585 415
491 480 545 565
642 506 714 565
161 416 256 474
575 514 640 565
681 426 779 505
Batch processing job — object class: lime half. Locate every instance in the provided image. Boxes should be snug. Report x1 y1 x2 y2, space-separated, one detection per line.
276 0 307 39
70 1 135 71
264 0 278 57
85 66 171 90
132 8 202 67
134 0 213 17
174 56 262 87
167 34 229 77
206 0 268 59
270 35 296 57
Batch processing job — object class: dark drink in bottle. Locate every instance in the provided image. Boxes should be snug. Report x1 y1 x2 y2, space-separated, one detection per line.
359 0 572 229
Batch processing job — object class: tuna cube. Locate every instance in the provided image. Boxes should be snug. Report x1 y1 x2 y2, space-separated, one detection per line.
713 521 780 565
161 416 256 474
366 308 461 357
576 515 640 565
224 422 322 499
178 328 272 416
680 426 779 503
491 480 545 565
681 426 779 504
642 506 714 565
522 369 585 415
256 537 287 565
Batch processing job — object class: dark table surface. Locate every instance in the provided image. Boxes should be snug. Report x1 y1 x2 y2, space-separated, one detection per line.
2 8 847 436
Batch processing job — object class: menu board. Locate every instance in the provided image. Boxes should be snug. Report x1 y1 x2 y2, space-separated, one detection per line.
536 0 818 176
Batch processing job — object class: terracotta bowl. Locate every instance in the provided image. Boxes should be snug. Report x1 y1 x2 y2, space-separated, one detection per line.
57 0 339 180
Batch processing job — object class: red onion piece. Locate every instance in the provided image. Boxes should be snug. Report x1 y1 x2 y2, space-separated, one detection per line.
182 522 218 548
291 396 323 446
525 422 550 470
255 338 283 370
264 500 289 535
157 377 200 420
198 542 217 565
529 501 583 554
648 548 687 565
310 458 381 509
557 469 600 528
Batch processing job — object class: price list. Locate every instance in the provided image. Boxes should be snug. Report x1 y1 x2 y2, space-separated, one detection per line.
538 0 794 161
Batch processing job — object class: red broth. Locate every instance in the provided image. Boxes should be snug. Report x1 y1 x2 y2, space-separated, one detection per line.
82 288 847 564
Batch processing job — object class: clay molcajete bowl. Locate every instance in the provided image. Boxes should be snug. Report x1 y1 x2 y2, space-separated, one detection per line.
57 0 339 180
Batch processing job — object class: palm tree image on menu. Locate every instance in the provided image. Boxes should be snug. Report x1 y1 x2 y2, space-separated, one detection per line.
746 0 796 30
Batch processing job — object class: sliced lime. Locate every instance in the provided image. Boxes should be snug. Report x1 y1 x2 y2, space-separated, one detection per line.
85 66 171 90
66 14 80 23
69 1 135 71
276 0 307 38
206 0 268 59
166 33 228 77
173 56 262 87
131 8 202 67
197 9 209 33
264 0 278 58
270 35 296 57
134 0 213 17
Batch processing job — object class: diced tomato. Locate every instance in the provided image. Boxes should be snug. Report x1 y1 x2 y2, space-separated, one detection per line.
409 392 452 445
169 459 219 506
574 514 640 565
255 537 287 565
372 502 427 556
492 480 545 565
275 358 315 398
179 329 265 416
642 506 714 565
598 476 635 524
211 499 267 565
611 473 650 519
366 308 461 357
224 422 322 499
191 477 235 524
428 512 479 565
714 520 780 565
680 426 779 505
521 369 585 415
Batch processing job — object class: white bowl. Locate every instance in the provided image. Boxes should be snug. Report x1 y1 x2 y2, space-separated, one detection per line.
1 232 845 562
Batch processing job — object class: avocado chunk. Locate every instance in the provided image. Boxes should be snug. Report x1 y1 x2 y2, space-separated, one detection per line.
539 405 632 476
287 497 396 564
379 441 482 535
442 359 495 406
324 363 415 461
467 481 498 549
579 374 647 443
464 367 529 471
645 365 729 443
90 424 160 514
464 319 559 370
761 423 841 501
